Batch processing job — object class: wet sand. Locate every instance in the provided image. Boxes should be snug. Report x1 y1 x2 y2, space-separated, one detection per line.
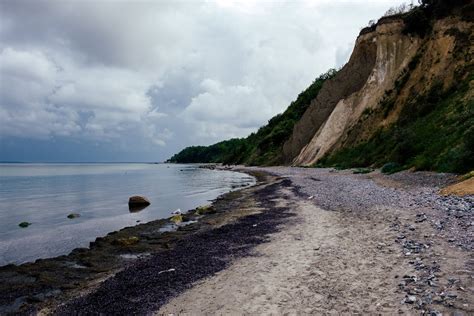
0 170 278 314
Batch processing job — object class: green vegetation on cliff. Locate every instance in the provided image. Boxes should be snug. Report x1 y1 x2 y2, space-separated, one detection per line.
315 0 473 174
402 0 471 37
168 69 337 165
318 72 474 174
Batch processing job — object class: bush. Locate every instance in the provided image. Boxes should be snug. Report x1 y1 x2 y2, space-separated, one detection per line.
402 0 468 37
381 162 403 174
403 7 431 37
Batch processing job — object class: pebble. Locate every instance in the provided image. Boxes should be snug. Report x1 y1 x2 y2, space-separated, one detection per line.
251 167 473 312
405 296 417 304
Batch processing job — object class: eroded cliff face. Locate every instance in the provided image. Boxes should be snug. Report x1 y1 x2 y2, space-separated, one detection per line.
284 15 473 166
281 31 378 163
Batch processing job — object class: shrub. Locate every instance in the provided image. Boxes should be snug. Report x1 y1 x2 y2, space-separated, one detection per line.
403 7 431 37
319 72 473 174
381 162 403 174
353 168 373 174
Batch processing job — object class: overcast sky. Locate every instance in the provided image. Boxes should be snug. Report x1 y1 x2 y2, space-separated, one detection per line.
0 0 405 162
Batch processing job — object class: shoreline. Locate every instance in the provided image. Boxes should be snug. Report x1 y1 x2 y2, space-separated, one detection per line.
0 162 256 266
159 167 473 315
1 166 472 315
0 168 274 314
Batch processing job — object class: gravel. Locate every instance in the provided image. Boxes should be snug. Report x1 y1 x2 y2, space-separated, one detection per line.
256 167 473 251
250 167 473 314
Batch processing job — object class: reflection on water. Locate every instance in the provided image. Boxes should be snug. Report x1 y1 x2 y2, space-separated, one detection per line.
128 204 150 213
0 163 255 265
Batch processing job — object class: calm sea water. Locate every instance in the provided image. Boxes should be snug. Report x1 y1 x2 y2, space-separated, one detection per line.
0 163 255 265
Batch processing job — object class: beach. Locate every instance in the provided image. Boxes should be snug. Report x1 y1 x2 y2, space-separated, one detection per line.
159 167 473 315
1 167 473 315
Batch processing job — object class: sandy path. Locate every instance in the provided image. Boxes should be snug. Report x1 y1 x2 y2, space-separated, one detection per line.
158 186 413 315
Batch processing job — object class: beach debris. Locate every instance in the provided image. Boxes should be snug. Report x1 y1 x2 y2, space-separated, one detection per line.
128 196 151 207
252 224 258 227
196 205 215 215
112 236 139 246
120 253 151 260
308 195 314 200
158 268 176 274
18 221 31 228
172 208 182 215
171 214 183 224
67 213 80 219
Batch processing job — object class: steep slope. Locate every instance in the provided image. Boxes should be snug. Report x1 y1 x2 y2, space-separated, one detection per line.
168 70 336 165
170 1 473 173
281 31 378 163
283 2 473 173
287 18 421 165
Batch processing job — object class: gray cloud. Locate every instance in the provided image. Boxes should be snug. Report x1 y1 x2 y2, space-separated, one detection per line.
0 0 405 161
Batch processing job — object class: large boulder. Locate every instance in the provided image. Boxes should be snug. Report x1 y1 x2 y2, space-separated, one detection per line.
128 196 151 207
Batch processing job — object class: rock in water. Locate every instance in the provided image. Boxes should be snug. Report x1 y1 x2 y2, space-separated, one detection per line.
18 221 31 228
128 196 151 207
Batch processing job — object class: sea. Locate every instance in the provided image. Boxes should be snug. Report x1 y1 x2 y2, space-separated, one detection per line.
0 163 255 265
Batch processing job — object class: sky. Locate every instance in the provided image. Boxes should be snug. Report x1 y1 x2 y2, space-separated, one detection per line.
0 0 405 162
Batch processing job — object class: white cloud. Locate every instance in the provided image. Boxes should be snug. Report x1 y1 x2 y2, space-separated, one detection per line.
0 47 157 143
0 0 406 160
182 79 271 139
0 48 76 138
